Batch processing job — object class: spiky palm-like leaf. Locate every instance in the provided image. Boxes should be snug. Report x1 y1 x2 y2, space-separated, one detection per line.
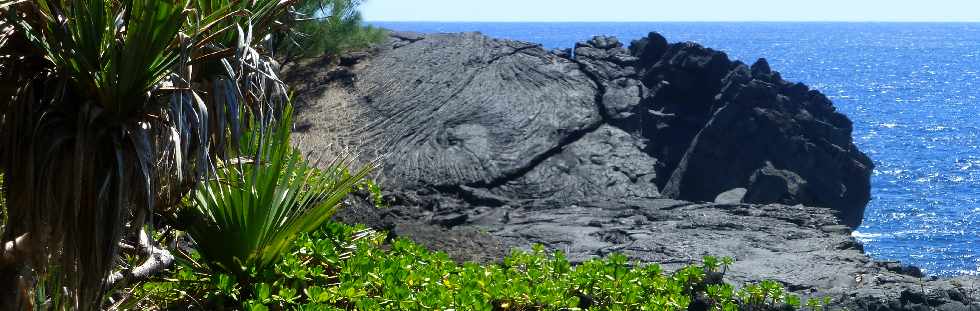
185 104 373 278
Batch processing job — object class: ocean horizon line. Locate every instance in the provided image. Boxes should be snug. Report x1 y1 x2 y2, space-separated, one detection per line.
369 20 980 24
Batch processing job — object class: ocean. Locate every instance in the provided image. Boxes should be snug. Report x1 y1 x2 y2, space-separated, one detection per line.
370 22 980 276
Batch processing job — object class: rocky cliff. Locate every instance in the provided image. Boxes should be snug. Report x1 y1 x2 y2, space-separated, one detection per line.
286 31 980 310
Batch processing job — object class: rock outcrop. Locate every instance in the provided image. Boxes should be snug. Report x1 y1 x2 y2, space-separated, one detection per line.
621 33 874 228
286 31 977 309
658 55 873 228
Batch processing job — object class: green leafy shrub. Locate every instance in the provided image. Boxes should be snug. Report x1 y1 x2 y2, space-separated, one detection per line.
135 221 833 310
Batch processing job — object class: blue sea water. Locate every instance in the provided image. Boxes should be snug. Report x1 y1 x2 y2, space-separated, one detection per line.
370 22 980 277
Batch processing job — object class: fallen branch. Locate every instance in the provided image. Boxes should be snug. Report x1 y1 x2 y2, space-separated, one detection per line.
106 228 173 288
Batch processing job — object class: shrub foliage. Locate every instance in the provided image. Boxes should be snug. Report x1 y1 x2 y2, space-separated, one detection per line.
135 222 831 310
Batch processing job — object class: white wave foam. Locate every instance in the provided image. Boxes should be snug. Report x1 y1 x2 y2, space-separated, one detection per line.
852 231 882 239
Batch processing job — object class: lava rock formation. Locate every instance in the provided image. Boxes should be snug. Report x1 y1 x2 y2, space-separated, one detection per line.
285 31 979 310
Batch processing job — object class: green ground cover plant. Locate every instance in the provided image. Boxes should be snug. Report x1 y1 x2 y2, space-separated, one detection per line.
133 221 832 310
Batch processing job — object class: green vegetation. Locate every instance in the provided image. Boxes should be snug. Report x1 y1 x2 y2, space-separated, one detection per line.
182 103 374 281
276 0 387 62
134 221 832 310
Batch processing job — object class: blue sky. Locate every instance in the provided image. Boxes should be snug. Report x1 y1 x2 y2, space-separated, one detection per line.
361 0 980 22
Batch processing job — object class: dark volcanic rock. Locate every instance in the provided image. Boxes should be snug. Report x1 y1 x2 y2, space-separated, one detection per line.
742 162 812 205
290 32 871 227
638 42 735 185
629 32 669 69
336 32 602 192
572 36 648 131
286 31 963 309
493 125 660 201
658 57 873 228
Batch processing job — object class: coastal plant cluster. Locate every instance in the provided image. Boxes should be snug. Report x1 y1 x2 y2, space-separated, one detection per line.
0 0 835 310
133 221 832 310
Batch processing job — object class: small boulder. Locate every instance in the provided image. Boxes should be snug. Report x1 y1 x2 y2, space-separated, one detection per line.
743 162 812 205
714 188 747 204
629 32 669 69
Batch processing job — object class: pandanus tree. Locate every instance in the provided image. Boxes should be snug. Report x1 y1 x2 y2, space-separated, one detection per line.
0 0 329 309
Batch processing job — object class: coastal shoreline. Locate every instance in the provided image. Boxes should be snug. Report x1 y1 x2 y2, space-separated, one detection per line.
287 30 980 310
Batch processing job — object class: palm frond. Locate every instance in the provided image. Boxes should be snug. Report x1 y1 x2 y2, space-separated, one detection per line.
185 104 374 277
